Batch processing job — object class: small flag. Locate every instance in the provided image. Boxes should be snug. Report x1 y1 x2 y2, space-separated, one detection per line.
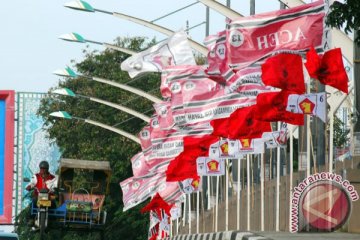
305 47 349 94
196 157 225 176
261 53 305 93
286 92 327 122
121 30 196 78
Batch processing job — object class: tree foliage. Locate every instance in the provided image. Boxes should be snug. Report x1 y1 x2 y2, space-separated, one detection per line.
16 37 160 239
326 0 360 45
333 115 350 147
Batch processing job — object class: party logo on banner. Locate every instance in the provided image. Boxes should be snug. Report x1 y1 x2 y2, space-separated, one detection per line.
299 98 315 114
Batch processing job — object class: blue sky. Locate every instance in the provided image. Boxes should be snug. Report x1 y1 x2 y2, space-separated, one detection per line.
1 0 285 93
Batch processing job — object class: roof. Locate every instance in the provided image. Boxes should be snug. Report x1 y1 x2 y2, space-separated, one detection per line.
59 158 112 173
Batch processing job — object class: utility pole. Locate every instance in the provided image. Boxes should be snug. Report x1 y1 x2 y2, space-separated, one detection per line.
250 0 255 15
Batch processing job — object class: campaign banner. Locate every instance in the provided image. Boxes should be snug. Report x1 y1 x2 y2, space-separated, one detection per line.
225 67 272 94
160 65 201 99
286 92 327 123
178 177 201 194
164 65 227 127
196 157 225 176
149 138 184 160
139 125 151 150
121 172 184 211
131 151 172 177
264 122 288 149
263 131 288 149
183 93 257 125
228 138 265 156
204 30 227 76
209 139 236 159
227 0 326 70
170 203 182 220
149 126 213 160
121 30 196 78
153 101 175 130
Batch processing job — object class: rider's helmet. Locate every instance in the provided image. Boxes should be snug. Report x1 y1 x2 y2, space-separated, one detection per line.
39 161 49 170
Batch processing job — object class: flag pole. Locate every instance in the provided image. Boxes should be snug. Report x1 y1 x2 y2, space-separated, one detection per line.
247 154 250 230
182 201 186 227
306 76 311 177
196 191 200 233
188 194 191 234
207 176 211 210
329 115 334 172
289 125 294 231
237 157 241 229
215 175 219 232
276 123 281 231
261 151 265 231
225 159 229 231
170 219 173 237
176 217 179 235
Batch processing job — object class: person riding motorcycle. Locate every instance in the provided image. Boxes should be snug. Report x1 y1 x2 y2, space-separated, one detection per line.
25 161 58 227
26 161 57 197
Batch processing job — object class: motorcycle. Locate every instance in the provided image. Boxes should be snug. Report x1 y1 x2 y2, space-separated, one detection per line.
35 188 51 237
24 178 59 239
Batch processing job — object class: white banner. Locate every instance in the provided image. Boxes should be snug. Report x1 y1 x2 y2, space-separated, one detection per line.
121 30 196 78
196 157 225 176
286 92 327 122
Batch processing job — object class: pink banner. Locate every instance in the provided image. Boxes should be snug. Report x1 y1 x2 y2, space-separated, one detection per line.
227 0 325 70
120 172 184 211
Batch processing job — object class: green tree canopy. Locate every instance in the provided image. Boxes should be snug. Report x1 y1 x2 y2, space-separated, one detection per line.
16 36 160 240
327 0 360 45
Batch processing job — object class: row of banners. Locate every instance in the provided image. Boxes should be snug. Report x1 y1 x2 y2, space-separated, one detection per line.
118 1 349 238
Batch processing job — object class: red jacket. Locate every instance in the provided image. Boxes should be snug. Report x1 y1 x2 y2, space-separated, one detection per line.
33 173 56 196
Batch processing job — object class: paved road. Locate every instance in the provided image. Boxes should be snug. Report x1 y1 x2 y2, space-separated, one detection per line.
256 231 360 240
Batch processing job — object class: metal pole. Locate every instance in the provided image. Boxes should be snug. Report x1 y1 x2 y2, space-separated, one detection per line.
176 217 179 235
306 116 311 177
182 200 186 227
205 7 210 37
198 0 243 19
196 191 199 233
151 2 200 22
83 118 140 144
91 76 162 103
102 43 136 55
289 125 294 231
225 159 229 231
226 0 231 7
276 123 281 231
329 115 334 173
85 96 150 122
260 152 265 231
247 155 250 231
112 12 208 55
207 176 211 210
170 220 173 237
250 0 255 15
188 194 191 234
280 1 286 9
215 175 219 232
237 158 241 229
